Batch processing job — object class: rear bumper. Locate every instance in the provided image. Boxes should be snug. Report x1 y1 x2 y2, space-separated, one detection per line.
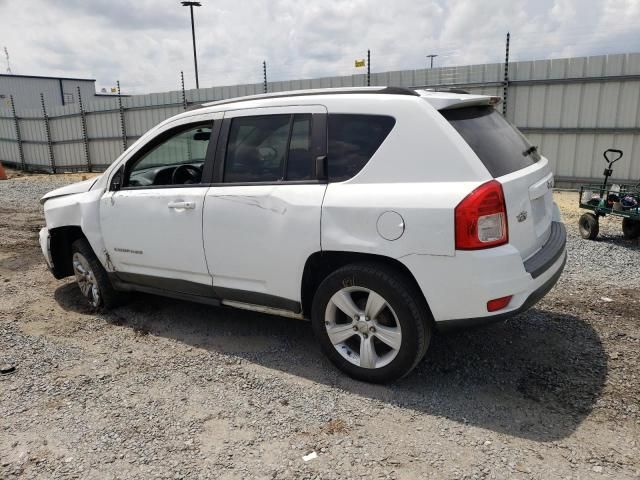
400 221 567 329
523 222 566 279
436 250 566 331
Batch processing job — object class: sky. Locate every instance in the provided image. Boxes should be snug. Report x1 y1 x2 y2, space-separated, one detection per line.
1 0 639 94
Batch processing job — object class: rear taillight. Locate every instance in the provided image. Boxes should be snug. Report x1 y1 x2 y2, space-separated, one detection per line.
455 180 508 250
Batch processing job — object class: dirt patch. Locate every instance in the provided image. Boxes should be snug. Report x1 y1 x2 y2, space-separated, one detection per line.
2 166 100 183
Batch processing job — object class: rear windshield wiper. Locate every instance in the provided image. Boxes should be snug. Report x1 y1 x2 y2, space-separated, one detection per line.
522 145 538 157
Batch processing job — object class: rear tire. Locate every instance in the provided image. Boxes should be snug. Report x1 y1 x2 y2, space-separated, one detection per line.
71 238 121 310
579 213 599 240
311 262 431 383
622 218 640 240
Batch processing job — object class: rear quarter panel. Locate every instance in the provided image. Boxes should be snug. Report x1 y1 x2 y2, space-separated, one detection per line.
320 95 492 258
321 182 480 257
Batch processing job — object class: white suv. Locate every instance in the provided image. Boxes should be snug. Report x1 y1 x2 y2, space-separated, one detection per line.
39 87 566 383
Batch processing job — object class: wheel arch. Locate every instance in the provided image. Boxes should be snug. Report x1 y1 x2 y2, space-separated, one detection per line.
300 250 433 321
49 225 87 279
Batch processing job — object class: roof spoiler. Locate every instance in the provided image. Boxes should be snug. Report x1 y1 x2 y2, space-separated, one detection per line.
422 87 471 95
440 96 502 110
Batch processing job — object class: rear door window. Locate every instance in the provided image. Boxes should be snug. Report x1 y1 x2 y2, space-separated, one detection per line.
224 114 314 183
441 106 540 178
327 114 395 182
286 114 313 181
224 115 290 183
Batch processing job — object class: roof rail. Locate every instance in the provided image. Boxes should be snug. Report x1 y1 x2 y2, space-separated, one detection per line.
201 86 419 107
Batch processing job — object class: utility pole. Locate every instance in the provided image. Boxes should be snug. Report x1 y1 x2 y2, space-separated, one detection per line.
426 54 438 69
263 61 268 93
181 1 201 89
367 49 371 86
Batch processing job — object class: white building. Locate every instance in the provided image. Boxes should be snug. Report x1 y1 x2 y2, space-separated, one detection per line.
0 73 115 111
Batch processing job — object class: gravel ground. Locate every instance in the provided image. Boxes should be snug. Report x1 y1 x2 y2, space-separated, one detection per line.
1 173 639 479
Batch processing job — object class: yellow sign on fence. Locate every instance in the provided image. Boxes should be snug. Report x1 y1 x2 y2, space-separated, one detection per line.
354 59 366 68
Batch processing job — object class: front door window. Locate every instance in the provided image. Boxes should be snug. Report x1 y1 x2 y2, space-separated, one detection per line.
125 124 212 187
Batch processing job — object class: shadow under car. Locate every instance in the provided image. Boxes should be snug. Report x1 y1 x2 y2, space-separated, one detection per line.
54 281 607 442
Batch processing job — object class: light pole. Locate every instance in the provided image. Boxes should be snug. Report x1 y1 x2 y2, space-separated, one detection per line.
426 54 438 69
181 1 202 89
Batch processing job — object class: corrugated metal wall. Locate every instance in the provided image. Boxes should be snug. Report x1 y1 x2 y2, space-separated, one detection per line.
0 52 638 183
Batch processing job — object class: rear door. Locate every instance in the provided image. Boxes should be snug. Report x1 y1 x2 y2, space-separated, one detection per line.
203 105 328 308
442 106 555 260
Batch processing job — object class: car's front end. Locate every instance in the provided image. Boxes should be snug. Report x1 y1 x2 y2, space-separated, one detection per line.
39 175 103 278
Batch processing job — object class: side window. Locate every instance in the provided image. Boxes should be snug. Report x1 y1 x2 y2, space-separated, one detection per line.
327 114 395 182
286 114 313 181
224 115 290 183
125 123 212 187
224 114 313 183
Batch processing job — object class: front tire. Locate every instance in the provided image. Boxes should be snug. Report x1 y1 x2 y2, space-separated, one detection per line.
71 238 120 310
311 263 431 383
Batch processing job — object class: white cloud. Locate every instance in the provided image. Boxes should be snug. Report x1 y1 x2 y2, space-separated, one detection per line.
1 0 639 94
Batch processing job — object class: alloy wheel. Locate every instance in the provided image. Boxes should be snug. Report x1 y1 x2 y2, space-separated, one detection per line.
72 252 101 308
324 287 402 369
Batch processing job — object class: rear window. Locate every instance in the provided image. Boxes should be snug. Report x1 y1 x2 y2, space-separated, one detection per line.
441 106 540 178
328 114 395 182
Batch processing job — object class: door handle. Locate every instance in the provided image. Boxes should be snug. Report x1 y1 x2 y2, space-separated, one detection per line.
167 201 196 210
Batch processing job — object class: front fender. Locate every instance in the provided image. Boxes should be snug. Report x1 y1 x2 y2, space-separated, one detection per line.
43 188 108 270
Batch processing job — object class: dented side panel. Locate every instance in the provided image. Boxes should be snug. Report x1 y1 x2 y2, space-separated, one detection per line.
203 184 327 301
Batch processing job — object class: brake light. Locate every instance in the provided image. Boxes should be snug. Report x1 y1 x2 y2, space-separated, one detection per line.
455 180 508 250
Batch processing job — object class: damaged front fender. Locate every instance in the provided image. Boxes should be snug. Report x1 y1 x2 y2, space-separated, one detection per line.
40 176 100 205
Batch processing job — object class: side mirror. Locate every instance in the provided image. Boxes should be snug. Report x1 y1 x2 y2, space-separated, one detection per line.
110 167 123 191
193 131 211 141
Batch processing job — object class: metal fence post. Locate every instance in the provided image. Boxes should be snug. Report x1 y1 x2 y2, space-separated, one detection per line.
117 80 127 152
502 32 510 116
77 86 92 172
40 93 56 173
367 49 371 87
181 71 187 110
9 95 25 171
263 61 268 94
